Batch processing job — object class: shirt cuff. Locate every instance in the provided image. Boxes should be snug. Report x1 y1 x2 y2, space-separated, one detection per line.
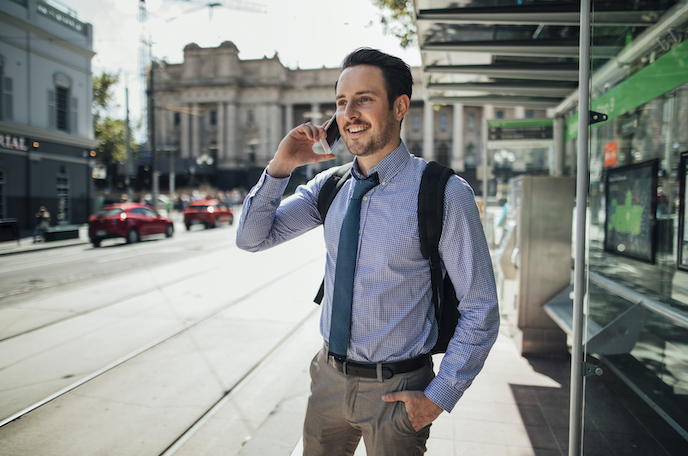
424 375 465 413
252 168 290 198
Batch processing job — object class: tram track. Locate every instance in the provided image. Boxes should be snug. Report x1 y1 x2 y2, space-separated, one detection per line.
0 254 322 429
0 236 238 304
158 306 319 456
0 242 238 343
0 233 241 341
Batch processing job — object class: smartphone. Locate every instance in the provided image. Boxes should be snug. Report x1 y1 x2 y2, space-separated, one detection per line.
318 116 340 154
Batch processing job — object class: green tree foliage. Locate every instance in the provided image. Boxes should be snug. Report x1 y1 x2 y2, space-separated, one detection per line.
92 72 133 168
371 0 416 48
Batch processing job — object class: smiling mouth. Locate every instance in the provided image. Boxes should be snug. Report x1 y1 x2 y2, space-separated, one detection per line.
347 124 369 134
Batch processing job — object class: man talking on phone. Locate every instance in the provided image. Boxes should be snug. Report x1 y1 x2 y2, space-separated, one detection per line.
236 48 499 455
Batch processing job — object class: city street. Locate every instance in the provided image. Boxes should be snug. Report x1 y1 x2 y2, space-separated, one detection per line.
0 217 328 455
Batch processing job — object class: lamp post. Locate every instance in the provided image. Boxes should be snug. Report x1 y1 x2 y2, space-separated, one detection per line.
189 165 195 189
196 152 214 187
147 60 159 209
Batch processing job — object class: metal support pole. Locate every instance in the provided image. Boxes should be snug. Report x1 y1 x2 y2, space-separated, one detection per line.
481 105 492 222
570 1 591 454
125 87 133 202
148 60 159 209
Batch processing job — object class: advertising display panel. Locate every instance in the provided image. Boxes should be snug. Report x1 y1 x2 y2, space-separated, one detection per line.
678 152 688 271
604 159 658 263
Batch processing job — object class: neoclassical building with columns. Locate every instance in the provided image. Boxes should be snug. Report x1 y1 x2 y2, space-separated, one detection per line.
151 41 548 194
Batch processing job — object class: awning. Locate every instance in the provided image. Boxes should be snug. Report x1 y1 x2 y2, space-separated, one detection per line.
412 0 674 109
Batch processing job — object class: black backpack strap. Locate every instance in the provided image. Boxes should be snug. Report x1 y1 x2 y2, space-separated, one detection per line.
314 161 354 304
317 162 353 223
418 161 455 326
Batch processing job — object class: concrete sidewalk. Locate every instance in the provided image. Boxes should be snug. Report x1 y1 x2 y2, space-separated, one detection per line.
284 326 572 456
274 321 684 456
0 225 90 256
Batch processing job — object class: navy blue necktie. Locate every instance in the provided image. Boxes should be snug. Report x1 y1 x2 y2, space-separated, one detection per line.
329 173 379 359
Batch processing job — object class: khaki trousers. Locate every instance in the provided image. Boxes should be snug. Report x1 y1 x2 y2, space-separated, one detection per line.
302 347 434 456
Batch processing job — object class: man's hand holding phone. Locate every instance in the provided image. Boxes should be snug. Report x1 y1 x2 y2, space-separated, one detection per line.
318 115 341 155
266 116 338 178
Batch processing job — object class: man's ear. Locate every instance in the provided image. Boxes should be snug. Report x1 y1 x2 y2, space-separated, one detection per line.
394 94 410 121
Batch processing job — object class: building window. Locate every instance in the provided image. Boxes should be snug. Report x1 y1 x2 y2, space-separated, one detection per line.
413 114 420 132
247 109 254 124
526 109 534 118
174 112 180 126
56 175 70 224
210 110 217 126
0 56 12 121
49 73 77 133
440 113 447 132
56 87 69 131
467 113 475 131
496 110 504 119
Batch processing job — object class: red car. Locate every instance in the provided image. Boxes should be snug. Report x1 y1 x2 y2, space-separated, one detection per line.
88 203 174 247
183 199 234 230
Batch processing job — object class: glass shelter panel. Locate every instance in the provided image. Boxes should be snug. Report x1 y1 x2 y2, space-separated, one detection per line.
581 0 688 444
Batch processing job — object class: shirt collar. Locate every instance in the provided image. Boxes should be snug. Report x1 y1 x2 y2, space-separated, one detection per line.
351 140 411 183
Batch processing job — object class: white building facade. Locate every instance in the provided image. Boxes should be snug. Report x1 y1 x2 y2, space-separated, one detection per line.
151 41 548 194
0 0 98 234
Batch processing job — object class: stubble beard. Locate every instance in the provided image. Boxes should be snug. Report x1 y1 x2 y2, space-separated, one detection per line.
343 110 398 158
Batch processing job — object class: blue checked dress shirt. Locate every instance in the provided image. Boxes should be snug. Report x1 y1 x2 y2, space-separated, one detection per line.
236 142 500 412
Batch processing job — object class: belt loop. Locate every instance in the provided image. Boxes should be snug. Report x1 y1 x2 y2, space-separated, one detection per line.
342 359 348 375
376 362 383 382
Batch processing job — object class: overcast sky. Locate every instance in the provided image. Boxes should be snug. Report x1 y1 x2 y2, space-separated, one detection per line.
60 0 422 136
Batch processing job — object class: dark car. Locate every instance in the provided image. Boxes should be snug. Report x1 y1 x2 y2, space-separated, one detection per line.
88 203 174 247
183 199 234 230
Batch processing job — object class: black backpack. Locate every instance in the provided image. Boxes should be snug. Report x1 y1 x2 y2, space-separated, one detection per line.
313 161 461 355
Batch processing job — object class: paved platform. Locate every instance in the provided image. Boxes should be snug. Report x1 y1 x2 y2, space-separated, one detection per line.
1 215 685 455
215 315 684 456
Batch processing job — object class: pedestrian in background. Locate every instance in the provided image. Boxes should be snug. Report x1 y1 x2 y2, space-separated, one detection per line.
33 206 50 243
236 48 499 456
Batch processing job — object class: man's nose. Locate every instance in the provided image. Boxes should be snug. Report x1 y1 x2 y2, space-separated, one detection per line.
342 103 359 123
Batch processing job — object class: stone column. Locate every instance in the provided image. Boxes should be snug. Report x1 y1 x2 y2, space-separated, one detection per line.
310 103 321 124
191 102 200 158
285 103 294 133
452 103 464 172
226 103 237 163
553 116 566 176
158 109 168 149
481 104 494 205
483 104 495 121
217 102 225 161
423 102 434 161
269 103 282 156
259 105 270 162
515 106 526 119
400 112 408 145
180 108 190 159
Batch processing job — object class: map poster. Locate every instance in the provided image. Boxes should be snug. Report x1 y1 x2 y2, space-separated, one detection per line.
604 159 658 263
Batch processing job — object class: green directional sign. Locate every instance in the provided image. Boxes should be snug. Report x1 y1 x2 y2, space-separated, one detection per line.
567 38 688 141
487 119 554 149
